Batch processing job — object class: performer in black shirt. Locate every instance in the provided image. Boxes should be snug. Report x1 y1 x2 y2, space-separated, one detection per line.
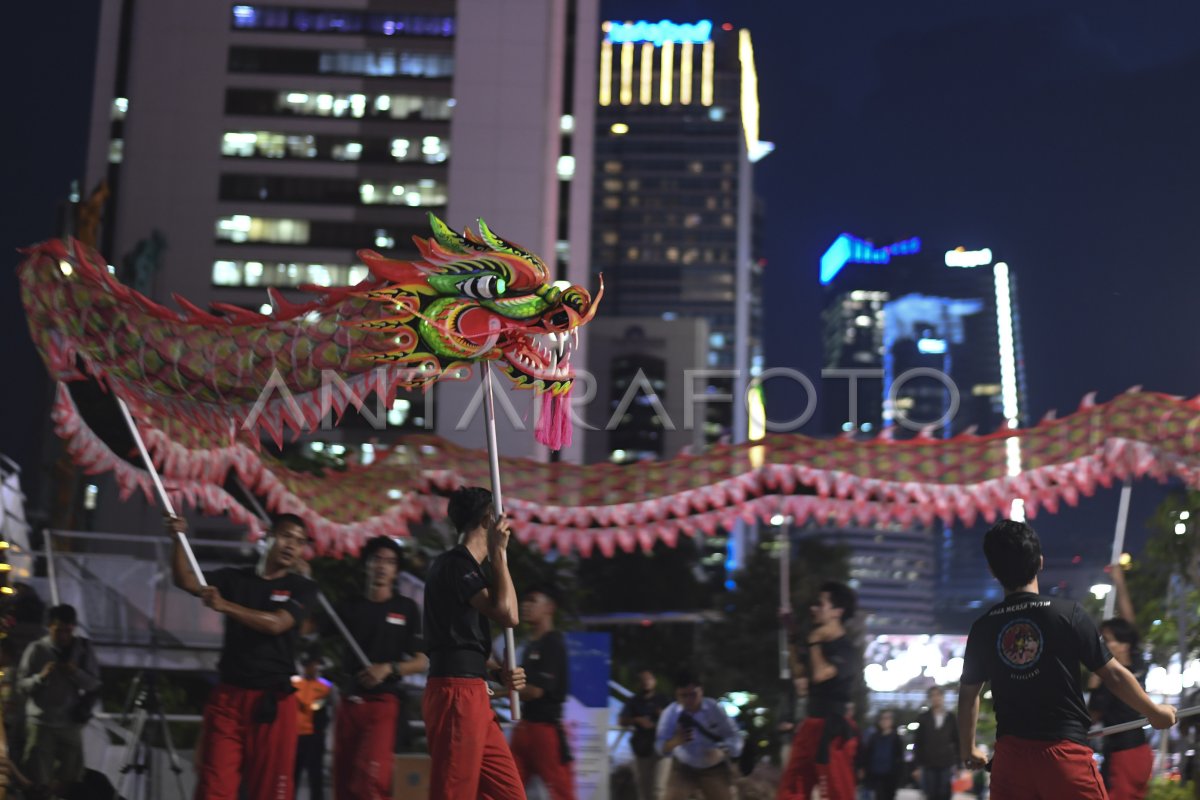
1089 564 1153 799
778 581 860 800
332 535 429 800
619 669 670 800
511 583 575 800
422 487 525 800
168 513 318 800
959 519 1175 800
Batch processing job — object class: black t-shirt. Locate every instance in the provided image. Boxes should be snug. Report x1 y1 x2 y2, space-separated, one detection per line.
962 592 1112 745
336 594 424 695
808 636 856 718
521 630 568 723
422 545 490 677
621 691 670 757
209 567 318 688
1089 661 1148 753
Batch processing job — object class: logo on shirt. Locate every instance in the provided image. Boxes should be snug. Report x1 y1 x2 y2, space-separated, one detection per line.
270 590 292 603
386 613 407 625
997 618 1043 670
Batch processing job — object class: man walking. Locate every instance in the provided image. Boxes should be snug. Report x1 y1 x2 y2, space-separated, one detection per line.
619 669 670 800
912 686 958 800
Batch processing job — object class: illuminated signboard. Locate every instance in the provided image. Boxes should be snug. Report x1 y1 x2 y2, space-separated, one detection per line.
944 247 992 268
605 19 713 46
820 233 922 285
917 338 948 355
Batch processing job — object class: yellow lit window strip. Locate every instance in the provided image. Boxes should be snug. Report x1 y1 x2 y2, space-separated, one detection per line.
599 40 613 106
679 41 693 104
701 41 714 106
619 43 634 105
640 43 653 105
660 41 674 105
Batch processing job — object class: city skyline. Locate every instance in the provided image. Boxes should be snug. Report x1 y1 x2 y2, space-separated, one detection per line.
3 1 1199 575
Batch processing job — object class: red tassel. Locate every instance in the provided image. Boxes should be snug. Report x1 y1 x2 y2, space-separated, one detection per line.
535 387 573 450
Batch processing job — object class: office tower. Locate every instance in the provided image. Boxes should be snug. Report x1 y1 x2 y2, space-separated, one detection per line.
590 18 770 458
813 238 1028 633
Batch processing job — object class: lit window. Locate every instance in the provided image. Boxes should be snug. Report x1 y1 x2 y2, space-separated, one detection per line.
215 216 310 244
333 141 362 161
557 155 575 180
108 139 124 164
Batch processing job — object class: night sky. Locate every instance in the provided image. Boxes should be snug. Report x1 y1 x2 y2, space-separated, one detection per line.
3 1 1198 576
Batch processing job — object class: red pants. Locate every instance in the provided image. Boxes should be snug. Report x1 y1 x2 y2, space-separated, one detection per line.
193 683 299 800
511 720 576 800
990 736 1108 800
334 693 401 800
778 717 858 800
422 677 523 800
1106 743 1152 800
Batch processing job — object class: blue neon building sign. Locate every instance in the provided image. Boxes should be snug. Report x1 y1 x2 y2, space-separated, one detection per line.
605 19 713 46
819 233 922 285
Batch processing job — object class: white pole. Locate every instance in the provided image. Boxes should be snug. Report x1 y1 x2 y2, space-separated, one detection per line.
317 592 371 669
483 365 521 721
1096 704 1200 737
44 529 60 606
1104 482 1133 620
116 398 206 587
779 518 791 680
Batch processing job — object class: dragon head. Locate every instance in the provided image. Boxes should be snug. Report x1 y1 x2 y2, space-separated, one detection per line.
353 214 602 397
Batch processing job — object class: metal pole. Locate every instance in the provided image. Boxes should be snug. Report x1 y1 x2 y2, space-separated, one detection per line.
1095 704 1200 737
1104 482 1133 620
482 365 520 720
317 592 371 669
44 529 60 606
779 517 792 681
116 398 206 587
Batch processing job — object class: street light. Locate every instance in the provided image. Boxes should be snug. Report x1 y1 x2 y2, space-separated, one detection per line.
1091 583 1113 600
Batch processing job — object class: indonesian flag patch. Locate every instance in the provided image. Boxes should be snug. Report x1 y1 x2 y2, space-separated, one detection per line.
270 590 292 603
387 612 407 625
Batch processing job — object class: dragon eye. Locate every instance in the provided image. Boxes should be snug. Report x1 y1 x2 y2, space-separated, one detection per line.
459 275 506 299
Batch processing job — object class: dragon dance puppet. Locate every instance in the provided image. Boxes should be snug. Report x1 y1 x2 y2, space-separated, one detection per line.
20 213 602 451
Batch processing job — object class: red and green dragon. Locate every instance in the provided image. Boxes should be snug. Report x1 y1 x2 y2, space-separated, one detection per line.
19 213 601 450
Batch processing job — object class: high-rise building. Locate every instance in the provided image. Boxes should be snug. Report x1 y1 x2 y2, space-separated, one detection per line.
812 237 1028 633
80 0 599 533
590 18 770 459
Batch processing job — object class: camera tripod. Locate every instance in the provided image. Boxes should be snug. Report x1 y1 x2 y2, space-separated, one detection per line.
116 670 187 800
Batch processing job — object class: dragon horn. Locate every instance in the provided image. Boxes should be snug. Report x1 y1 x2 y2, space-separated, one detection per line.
427 213 474 254
476 219 528 258
579 276 605 325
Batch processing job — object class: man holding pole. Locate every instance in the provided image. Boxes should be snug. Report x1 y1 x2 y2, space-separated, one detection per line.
333 535 428 800
422 486 525 800
167 513 317 800
959 519 1175 799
